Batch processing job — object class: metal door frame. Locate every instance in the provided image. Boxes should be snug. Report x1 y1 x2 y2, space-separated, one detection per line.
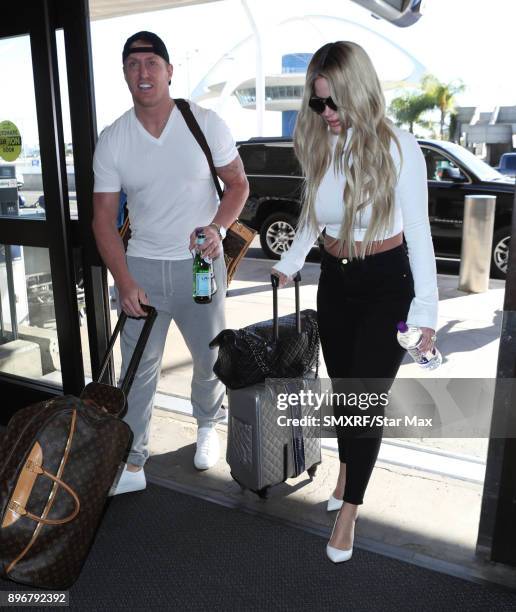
0 0 112 408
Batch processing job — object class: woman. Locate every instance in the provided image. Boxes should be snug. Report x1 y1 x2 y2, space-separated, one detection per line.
272 41 439 563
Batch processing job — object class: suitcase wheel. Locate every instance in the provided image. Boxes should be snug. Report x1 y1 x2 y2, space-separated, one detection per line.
307 465 318 480
256 486 270 500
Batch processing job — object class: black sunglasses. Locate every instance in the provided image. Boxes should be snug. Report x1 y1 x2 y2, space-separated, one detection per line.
308 95 338 114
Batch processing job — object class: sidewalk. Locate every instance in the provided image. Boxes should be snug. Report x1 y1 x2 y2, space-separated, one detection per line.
154 253 504 387
146 253 504 463
103 253 511 587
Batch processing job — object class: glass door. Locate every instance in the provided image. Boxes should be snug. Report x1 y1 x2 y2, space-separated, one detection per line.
0 0 111 421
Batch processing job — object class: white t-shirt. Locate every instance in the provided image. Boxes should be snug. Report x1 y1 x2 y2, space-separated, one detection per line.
273 126 439 330
93 100 238 260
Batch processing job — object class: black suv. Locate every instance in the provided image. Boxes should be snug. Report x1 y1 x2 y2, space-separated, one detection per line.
237 137 515 279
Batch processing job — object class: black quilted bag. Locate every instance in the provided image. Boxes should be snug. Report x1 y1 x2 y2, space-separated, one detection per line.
209 273 319 389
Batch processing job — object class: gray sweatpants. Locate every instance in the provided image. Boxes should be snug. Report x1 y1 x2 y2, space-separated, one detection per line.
118 254 227 467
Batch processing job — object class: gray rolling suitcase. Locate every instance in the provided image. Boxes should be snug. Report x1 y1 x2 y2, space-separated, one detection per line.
227 377 322 498
226 275 322 498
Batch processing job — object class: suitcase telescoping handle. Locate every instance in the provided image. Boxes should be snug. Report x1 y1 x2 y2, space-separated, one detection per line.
96 304 157 396
270 272 302 341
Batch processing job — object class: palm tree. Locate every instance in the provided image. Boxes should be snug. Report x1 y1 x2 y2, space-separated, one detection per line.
448 112 459 142
388 92 435 134
422 75 465 139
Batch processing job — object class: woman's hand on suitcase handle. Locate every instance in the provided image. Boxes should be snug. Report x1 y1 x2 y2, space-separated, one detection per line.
271 268 291 289
119 282 150 318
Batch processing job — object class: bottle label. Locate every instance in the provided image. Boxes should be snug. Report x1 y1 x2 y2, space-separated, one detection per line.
407 347 428 364
407 346 436 365
398 327 440 369
195 272 211 297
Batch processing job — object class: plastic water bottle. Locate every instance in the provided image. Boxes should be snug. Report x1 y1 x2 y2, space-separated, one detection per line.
396 321 442 370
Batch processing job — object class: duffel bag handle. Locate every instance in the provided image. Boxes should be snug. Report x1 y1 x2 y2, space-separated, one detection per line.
7 465 80 526
270 272 301 341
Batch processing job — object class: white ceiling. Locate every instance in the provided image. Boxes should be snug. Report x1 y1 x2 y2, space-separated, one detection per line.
89 0 222 21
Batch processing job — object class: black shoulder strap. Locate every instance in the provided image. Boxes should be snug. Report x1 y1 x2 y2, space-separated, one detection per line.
174 98 223 199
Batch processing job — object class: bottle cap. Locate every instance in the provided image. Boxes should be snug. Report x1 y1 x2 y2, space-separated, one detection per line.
195 227 205 243
397 321 408 333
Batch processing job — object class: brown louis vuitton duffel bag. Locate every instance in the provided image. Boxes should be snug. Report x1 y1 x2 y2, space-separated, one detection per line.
0 305 156 589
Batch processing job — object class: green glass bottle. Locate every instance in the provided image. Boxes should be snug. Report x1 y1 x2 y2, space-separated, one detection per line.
193 231 212 304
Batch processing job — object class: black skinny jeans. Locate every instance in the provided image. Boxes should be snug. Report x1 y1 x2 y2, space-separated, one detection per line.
317 245 415 505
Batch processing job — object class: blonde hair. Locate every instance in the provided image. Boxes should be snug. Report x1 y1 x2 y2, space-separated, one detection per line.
294 41 401 258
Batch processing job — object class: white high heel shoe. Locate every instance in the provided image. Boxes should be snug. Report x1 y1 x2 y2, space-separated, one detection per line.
326 512 356 563
327 494 344 512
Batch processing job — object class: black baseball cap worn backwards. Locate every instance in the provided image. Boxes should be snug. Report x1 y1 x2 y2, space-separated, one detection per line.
122 31 170 64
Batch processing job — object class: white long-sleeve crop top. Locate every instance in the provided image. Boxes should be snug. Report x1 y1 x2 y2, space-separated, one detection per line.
273 126 439 330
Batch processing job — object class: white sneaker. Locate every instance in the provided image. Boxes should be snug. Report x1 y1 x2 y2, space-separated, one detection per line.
109 465 146 496
194 427 220 470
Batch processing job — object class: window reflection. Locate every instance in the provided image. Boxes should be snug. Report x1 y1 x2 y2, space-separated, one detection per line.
423 148 463 182
0 245 61 384
0 35 47 221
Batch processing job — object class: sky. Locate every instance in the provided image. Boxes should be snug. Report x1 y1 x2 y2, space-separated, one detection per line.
1 0 516 148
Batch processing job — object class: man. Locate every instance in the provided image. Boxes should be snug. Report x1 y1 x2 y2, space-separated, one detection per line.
92 31 249 495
